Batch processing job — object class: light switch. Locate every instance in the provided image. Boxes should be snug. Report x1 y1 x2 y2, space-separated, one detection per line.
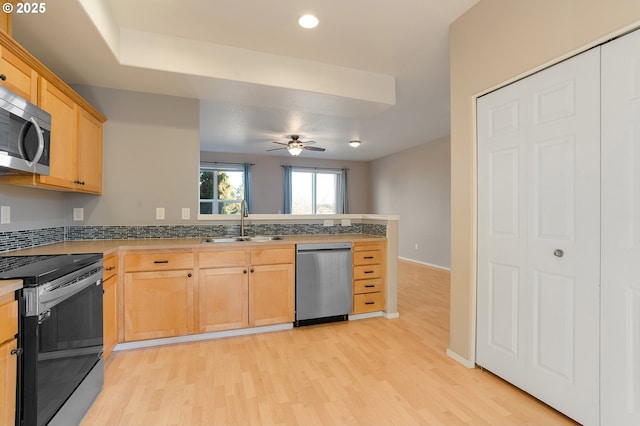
156 207 165 220
73 208 84 221
181 208 190 220
323 219 334 227
341 219 351 227
0 206 9 224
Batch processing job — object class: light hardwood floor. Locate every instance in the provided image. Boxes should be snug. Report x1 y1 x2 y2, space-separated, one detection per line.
82 260 576 425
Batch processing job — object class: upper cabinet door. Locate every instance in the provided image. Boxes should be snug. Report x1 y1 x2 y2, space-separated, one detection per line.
37 78 77 189
0 46 37 103
76 107 103 194
601 28 640 426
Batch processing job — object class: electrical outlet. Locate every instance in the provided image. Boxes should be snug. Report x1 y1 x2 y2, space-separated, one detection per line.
181 208 190 220
73 208 84 221
0 206 9 224
341 219 351 226
323 219 334 227
415 243 419 250
156 207 165 220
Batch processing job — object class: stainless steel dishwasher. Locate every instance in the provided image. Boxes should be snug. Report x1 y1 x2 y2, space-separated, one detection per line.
295 242 353 326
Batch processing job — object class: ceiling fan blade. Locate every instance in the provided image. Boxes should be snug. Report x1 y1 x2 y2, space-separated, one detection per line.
302 140 316 145
271 141 289 146
304 146 326 151
266 147 286 151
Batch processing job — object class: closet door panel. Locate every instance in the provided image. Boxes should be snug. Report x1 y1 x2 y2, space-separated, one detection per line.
478 47 600 426
601 28 640 426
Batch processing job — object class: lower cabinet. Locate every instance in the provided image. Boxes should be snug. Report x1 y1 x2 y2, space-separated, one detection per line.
124 270 194 341
198 246 295 332
352 241 387 314
0 299 17 426
199 267 249 332
102 252 118 359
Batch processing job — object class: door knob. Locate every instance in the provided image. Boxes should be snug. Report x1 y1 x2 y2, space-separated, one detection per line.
553 249 564 258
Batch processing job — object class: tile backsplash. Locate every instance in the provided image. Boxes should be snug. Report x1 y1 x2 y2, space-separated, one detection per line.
0 223 387 253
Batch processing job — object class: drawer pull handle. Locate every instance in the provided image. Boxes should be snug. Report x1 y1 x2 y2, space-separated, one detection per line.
187 273 192 278
365 302 376 305
364 256 375 259
154 260 169 264
365 284 375 288
364 271 374 274
105 266 116 271
11 348 22 356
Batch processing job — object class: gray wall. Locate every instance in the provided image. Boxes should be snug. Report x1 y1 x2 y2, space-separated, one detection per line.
0 185 65 231
370 136 451 268
66 85 201 225
200 151 371 214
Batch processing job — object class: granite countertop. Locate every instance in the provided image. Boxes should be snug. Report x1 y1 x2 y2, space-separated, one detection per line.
5 234 386 256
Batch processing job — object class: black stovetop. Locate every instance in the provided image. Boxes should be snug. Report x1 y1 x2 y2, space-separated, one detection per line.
0 253 103 287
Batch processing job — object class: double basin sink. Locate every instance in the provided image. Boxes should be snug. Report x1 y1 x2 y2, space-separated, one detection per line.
202 235 285 243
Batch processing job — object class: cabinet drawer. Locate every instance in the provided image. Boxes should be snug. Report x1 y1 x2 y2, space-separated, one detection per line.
199 250 248 268
0 301 17 343
353 250 381 266
354 277 384 294
124 252 194 272
250 246 295 265
103 254 118 280
353 292 384 314
353 264 382 280
353 241 385 252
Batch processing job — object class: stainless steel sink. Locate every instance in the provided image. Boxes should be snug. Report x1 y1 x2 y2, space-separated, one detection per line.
201 235 284 243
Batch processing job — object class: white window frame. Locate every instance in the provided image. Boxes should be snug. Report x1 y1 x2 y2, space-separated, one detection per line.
291 167 344 214
199 164 244 215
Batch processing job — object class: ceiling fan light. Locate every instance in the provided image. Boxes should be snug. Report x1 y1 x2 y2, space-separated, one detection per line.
298 14 319 29
348 140 362 148
288 146 303 156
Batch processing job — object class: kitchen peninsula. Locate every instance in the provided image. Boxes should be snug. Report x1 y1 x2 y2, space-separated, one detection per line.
5 214 399 353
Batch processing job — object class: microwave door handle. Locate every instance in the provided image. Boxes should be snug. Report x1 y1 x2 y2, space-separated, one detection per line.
18 117 45 169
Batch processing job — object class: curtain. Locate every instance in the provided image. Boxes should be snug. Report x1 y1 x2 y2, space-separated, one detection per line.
243 163 252 213
338 168 349 214
283 165 292 213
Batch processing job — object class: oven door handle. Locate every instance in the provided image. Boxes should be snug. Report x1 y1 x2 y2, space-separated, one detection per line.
38 272 102 314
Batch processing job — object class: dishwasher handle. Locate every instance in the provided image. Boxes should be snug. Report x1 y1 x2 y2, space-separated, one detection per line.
297 242 353 252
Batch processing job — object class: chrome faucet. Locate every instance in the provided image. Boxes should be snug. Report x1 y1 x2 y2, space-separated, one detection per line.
240 200 248 237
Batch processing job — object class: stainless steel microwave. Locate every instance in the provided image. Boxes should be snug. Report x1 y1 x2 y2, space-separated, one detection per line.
0 85 51 175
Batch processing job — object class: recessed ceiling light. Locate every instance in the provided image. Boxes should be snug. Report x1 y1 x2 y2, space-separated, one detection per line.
348 140 362 148
298 14 319 29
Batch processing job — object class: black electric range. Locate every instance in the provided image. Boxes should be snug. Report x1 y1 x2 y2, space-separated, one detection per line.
0 252 105 426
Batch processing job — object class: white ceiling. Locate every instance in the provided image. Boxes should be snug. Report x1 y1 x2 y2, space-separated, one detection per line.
12 0 479 161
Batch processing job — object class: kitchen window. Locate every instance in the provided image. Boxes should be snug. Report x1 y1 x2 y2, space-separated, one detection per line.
199 163 251 214
285 167 348 214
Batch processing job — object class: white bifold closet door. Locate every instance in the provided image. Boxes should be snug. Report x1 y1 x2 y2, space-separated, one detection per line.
477 48 601 425
601 29 640 426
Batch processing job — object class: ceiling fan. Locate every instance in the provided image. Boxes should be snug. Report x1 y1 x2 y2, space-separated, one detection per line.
266 135 326 156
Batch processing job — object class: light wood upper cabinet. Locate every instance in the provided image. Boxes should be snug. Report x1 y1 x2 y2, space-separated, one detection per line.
0 46 37 103
0 31 106 194
76 107 103 194
37 78 77 189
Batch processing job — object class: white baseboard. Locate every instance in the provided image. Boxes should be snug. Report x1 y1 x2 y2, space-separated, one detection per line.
446 348 475 368
398 256 451 271
383 311 400 319
113 323 293 352
349 311 383 321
